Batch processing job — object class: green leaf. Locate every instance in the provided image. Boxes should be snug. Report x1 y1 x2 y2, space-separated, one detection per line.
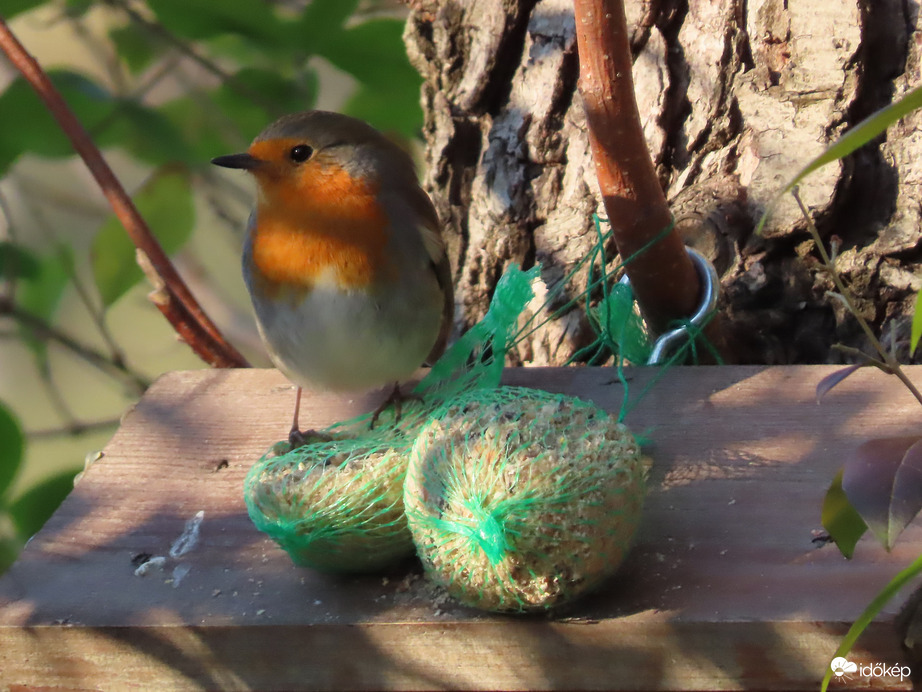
8 469 78 539
2 0 45 19
323 20 423 136
842 436 922 550
97 101 191 165
295 0 360 49
343 83 423 139
0 70 114 175
758 83 922 234
0 242 40 280
91 168 195 307
821 468 867 559
146 0 285 45
16 246 73 363
64 0 93 16
212 67 318 138
0 403 24 499
820 552 922 692
321 19 421 89
911 291 922 357
815 364 863 403
159 97 242 161
203 33 277 66
109 24 161 75
0 534 22 575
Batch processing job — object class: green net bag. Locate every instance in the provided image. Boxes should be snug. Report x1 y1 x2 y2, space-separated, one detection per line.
404 386 648 612
245 427 417 573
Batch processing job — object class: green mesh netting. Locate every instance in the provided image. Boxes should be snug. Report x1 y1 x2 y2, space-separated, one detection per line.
405 386 647 612
244 217 713 608
244 426 414 573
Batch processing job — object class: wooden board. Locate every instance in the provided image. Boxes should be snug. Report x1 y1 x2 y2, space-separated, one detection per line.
0 366 920 690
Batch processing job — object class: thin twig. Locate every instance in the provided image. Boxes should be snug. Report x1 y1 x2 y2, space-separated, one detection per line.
0 15 249 368
793 190 883 353
0 188 17 304
69 269 130 371
1 297 150 392
18 188 133 375
84 55 183 142
35 358 82 430
793 187 922 407
66 10 128 95
830 344 889 371
29 417 120 439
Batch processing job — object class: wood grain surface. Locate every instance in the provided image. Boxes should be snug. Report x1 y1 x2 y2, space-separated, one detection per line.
1 366 920 690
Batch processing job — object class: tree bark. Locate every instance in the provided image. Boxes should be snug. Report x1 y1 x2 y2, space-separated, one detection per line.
405 0 921 365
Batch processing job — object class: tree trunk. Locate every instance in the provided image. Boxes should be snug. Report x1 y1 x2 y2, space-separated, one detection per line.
404 0 922 366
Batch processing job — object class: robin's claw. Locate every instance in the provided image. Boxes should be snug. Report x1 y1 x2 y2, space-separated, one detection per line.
370 383 423 429
286 386 333 449
287 427 333 450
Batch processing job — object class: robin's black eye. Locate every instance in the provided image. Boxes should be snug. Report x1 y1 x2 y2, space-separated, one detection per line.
289 144 313 163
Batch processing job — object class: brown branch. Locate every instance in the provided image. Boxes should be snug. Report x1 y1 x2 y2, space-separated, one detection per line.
0 14 249 368
794 188 922 408
573 0 701 334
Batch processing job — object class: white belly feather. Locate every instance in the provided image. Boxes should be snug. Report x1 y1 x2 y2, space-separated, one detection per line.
249 271 442 392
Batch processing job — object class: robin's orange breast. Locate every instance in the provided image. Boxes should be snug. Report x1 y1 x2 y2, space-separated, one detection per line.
249 161 390 293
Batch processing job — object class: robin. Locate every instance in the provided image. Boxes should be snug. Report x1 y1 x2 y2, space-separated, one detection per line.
212 110 453 445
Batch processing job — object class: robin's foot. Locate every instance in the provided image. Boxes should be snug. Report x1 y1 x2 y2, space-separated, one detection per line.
370 383 423 429
287 428 333 450
284 385 333 450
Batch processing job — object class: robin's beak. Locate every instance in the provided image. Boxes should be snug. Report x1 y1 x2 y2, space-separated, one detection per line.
211 153 264 170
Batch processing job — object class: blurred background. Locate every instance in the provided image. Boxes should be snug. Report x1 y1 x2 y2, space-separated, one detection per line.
0 0 418 570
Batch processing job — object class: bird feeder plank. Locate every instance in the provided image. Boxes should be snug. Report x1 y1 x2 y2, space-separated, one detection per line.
0 366 917 690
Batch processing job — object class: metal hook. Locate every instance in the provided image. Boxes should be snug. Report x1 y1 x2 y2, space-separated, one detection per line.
618 247 720 365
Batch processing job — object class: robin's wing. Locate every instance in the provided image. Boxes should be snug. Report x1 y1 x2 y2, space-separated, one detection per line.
426 251 454 365
408 184 454 365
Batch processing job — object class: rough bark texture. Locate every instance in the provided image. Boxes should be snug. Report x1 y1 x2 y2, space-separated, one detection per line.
404 0 922 365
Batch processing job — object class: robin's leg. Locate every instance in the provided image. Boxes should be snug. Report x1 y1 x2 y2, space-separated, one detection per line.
288 386 333 449
370 382 424 429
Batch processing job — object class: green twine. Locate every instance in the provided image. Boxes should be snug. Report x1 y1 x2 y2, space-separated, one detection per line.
417 263 540 400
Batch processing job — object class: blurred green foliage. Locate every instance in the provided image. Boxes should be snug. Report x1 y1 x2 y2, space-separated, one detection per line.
0 401 75 572
0 0 423 573
91 168 194 307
